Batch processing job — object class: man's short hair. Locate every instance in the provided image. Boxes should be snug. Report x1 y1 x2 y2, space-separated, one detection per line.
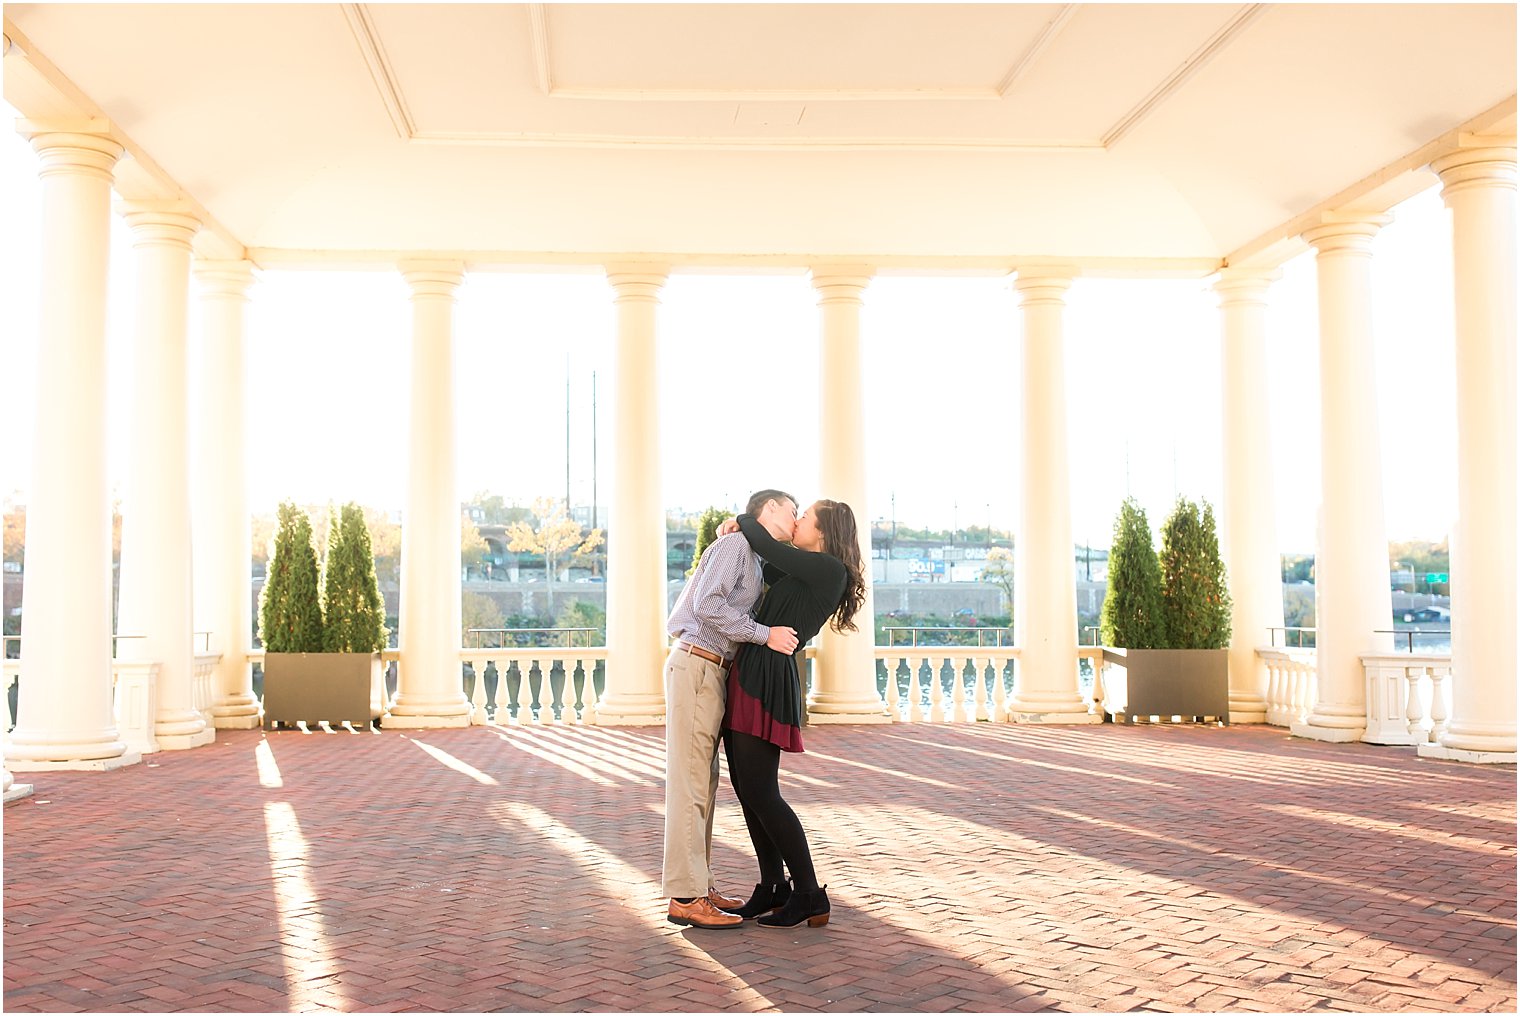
746 488 796 516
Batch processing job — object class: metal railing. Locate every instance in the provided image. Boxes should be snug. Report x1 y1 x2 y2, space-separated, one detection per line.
882 626 1014 648
466 627 601 649
1374 629 1452 653
1267 626 1317 648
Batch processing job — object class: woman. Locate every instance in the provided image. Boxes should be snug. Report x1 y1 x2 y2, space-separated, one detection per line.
717 499 866 929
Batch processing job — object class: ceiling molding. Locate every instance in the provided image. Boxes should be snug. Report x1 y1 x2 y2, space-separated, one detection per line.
342 2 415 139
409 129 1104 153
527 3 552 96
997 3 1078 97
545 86 1002 103
1102 3 1269 148
246 246 1224 278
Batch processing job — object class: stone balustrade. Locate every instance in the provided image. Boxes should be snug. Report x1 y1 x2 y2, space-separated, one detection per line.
1259 646 1319 728
1362 653 1452 746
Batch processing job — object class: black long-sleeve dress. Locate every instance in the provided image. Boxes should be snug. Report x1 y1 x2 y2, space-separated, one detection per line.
722 514 848 753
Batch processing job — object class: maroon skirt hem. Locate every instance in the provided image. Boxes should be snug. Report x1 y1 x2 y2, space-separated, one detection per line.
722 662 804 753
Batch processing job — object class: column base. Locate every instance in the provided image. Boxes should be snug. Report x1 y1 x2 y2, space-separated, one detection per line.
1290 721 1366 743
380 712 471 729
211 695 260 721
1228 693 1267 725
1417 742 1517 765
7 749 142 773
156 727 217 751
213 713 263 730
594 691 666 726
1230 710 1268 724
4 782 35 806
1007 710 1102 725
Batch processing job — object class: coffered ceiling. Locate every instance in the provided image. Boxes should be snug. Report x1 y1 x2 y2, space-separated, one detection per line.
3 3 1515 271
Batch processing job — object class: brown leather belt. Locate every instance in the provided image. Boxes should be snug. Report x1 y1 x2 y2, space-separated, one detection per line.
675 641 730 667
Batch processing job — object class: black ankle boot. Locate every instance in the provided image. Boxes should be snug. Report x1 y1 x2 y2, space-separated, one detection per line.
721 881 791 919
757 885 829 929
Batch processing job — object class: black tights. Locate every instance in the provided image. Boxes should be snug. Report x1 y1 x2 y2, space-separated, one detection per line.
723 729 818 892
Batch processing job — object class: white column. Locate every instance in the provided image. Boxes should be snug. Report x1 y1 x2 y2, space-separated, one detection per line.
1421 140 1517 764
808 267 888 722
388 262 471 727
116 203 212 750
192 260 260 729
1009 268 1095 723
1292 214 1395 743
596 265 669 725
6 125 138 771
1214 268 1286 723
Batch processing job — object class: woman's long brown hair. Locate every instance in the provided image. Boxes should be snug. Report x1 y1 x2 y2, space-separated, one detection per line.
814 499 866 634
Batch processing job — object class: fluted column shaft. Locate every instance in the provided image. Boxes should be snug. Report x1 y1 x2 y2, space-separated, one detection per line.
6 127 137 770
1009 269 1093 723
388 262 471 727
1215 268 1286 723
596 266 669 724
116 204 210 750
192 260 259 728
1421 142 1517 763
1293 215 1395 743
809 268 887 722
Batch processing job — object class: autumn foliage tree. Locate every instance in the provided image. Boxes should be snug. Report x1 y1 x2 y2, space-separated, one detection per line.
506 497 603 616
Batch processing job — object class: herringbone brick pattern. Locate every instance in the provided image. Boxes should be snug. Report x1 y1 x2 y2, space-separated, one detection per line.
3 723 1514 1012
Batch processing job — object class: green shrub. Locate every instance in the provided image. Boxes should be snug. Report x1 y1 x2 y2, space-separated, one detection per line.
258 502 325 652
1099 498 1165 648
1159 497 1232 649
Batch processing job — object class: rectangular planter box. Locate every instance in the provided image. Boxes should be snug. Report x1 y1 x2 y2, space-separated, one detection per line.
1101 647 1229 724
263 652 381 730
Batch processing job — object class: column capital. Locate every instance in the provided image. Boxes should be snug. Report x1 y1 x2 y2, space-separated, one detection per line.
1431 139 1516 201
809 265 874 306
1011 265 1075 307
193 259 257 300
1301 213 1393 256
120 201 200 251
19 120 122 182
1213 266 1282 308
400 259 464 299
605 263 669 302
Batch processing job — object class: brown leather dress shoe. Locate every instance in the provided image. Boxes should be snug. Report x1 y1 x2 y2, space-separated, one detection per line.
707 887 745 910
667 897 743 930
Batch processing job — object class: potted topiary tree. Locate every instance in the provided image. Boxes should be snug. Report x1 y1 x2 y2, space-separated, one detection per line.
321 502 390 724
1100 496 1232 724
688 506 734 576
259 501 382 730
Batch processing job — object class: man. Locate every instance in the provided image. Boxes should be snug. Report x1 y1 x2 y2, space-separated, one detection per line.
663 489 800 930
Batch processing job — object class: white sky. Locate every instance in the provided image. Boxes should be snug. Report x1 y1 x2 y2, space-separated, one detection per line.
1 99 1470 553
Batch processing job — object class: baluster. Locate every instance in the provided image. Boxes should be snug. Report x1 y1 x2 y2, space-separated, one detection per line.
1428 667 1450 743
973 656 990 721
533 661 550 726
992 656 1010 722
506 662 525 726
882 656 901 722
485 659 505 724
928 655 946 722
1404 666 1426 738
1266 661 1282 726
949 656 970 722
564 658 582 725
468 657 489 725
582 659 601 725
2 669 13 730
907 655 925 723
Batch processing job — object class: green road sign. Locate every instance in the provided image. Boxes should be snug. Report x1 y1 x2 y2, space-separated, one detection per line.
1425 572 1449 583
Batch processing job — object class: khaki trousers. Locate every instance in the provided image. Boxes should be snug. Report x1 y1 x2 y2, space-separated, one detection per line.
662 647 727 898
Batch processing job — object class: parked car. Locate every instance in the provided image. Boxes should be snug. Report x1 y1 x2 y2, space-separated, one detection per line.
1401 606 1450 623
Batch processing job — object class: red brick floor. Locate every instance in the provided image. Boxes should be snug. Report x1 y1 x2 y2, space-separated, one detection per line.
3 723 1515 1013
